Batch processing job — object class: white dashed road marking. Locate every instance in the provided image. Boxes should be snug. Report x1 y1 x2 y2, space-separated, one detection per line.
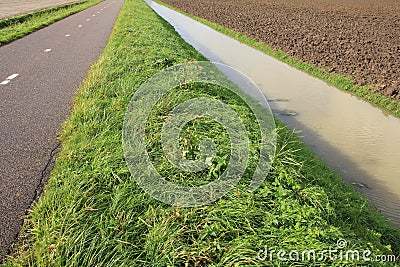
1 73 19 85
45 49 52 52
87 18 90 21
92 14 96 16
65 34 70 37
6 74 19 80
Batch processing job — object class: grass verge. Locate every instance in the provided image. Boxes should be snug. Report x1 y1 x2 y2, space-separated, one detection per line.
155 0 400 119
0 0 103 46
4 0 400 265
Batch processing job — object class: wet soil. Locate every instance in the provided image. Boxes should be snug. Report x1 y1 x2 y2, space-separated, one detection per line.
160 0 400 101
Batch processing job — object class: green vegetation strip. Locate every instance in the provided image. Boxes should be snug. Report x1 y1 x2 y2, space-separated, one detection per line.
155 0 400 119
6 0 400 265
0 0 103 46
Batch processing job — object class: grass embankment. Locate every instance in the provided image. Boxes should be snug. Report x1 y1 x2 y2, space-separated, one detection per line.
5 0 400 266
0 0 103 46
156 1 400 119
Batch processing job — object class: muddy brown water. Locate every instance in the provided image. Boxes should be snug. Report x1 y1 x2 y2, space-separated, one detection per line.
148 1 400 227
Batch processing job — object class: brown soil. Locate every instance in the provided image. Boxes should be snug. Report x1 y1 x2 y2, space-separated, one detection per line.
160 0 400 101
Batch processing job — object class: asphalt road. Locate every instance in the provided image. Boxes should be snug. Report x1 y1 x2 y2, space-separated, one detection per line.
0 0 81 19
0 0 123 260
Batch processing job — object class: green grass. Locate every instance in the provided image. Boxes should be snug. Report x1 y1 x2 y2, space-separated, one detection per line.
0 0 103 46
4 0 400 266
155 0 400 119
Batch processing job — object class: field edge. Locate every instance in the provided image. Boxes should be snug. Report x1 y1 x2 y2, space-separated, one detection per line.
155 0 400 119
0 0 104 46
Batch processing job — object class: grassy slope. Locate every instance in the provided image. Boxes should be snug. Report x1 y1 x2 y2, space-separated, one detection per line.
5 0 400 266
0 0 103 46
155 0 400 119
